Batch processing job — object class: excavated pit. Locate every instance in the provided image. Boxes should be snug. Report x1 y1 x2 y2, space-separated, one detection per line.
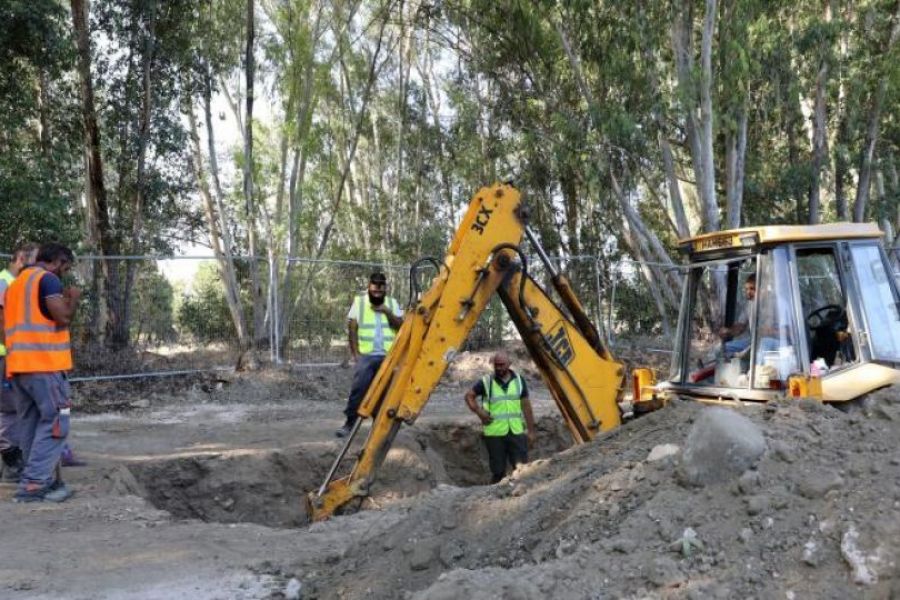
118 416 572 528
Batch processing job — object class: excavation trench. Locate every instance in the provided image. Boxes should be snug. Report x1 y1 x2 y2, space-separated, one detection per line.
120 416 572 528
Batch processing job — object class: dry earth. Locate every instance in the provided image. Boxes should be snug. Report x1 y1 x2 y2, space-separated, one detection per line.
1 352 900 599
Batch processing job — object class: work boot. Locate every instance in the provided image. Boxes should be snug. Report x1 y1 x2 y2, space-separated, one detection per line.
334 424 352 438
0 448 23 483
13 479 74 503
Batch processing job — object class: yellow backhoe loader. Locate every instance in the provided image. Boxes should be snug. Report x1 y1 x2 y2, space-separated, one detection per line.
309 183 900 520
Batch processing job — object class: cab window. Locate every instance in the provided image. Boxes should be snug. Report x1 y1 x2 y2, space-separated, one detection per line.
848 243 900 362
795 247 856 370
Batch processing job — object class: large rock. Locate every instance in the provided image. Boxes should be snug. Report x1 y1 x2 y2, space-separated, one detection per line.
678 407 766 486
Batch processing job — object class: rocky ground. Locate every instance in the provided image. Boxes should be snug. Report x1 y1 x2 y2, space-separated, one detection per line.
1 353 899 599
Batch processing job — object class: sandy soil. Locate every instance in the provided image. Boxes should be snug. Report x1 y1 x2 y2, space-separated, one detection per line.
2 353 900 599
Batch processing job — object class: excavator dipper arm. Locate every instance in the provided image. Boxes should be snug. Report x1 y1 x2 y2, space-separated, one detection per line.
308 183 624 521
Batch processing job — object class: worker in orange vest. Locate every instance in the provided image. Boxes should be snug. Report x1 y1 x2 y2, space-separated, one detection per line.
0 242 38 482
4 243 80 502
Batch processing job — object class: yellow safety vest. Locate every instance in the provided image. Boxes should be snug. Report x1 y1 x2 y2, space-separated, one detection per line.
356 294 399 355
0 269 15 357
481 373 525 437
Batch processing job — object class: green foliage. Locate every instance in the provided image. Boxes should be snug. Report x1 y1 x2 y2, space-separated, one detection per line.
133 268 177 343
176 262 236 343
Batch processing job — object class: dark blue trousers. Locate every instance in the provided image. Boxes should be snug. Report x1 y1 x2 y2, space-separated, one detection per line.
343 354 386 425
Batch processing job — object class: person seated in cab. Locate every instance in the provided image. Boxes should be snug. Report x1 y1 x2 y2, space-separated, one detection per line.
717 273 785 375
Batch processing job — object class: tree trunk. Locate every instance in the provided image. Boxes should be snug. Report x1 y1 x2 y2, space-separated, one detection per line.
853 2 900 222
697 0 718 231
808 4 831 225
186 94 250 351
242 0 265 348
725 103 748 229
71 0 121 347
117 0 158 350
559 164 581 256
38 68 51 157
671 0 720 232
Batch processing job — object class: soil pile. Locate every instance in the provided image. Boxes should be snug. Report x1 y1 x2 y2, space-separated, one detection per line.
295 389 900 599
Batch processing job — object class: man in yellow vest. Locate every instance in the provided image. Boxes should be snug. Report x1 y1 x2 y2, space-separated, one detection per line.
0 242 39 482
4 243 80 502
335 272 402 438
465 351 537 483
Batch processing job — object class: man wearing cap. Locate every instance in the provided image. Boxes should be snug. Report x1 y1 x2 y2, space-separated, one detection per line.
335 272 403 438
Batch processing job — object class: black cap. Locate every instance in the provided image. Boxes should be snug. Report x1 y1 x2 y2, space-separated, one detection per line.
369 271 387 284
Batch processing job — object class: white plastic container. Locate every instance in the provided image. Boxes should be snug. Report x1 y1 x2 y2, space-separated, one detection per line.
716 358 741 386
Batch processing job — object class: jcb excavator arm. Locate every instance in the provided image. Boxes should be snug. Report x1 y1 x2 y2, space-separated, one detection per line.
307 183 625 521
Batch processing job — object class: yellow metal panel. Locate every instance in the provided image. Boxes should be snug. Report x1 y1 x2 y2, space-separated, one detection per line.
821 363 900 402
680 222 883 254
499 271 624 441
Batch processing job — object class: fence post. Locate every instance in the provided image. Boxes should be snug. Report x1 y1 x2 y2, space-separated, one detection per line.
607 261 617 349
593 256 606 345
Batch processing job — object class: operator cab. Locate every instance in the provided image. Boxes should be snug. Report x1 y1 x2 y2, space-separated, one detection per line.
661 223 900 402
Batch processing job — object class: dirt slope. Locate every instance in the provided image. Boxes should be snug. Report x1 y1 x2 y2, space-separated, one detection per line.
298 392 900 599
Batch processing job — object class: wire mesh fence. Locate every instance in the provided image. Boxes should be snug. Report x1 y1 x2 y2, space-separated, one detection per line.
1 252 687 381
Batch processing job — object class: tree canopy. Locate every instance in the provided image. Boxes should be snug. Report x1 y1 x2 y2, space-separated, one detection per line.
2 0 898 350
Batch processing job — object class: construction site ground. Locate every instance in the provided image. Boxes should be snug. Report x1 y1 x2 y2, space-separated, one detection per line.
1 349 899 599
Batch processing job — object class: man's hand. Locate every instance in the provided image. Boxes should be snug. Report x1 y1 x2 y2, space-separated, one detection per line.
527 430 536 448
476 410 493 425
64 287 82 303
717 326 731 340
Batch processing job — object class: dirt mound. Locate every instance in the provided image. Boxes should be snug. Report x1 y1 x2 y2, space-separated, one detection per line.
294 390 900 599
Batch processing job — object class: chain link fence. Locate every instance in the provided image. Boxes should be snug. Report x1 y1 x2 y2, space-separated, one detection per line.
1 252 684 381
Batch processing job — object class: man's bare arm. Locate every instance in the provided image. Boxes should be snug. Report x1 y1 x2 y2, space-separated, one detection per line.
45 287 80 326
464 389 492 425
348 319 360 360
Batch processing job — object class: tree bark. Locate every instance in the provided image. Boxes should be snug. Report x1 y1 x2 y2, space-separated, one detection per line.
808 3 831 225
725 103 748 229
671 0 720 232
38 68 51 157
186 97 250 351
117 0 158 349
853 2 900 222
697 0 718 230
71 0 120 347
242 0 266 347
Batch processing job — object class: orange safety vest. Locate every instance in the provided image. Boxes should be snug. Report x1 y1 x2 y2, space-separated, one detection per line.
4 266 72 376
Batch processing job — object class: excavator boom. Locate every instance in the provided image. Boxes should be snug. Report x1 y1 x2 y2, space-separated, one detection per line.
308 183 625 521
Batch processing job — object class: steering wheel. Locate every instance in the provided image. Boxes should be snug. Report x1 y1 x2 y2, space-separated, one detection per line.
805 304 847 331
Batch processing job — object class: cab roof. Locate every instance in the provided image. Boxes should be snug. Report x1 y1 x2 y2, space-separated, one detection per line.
679 222 883 256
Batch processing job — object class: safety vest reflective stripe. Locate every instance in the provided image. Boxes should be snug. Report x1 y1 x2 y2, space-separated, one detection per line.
5 323 66 335
356 294 398 354
4 266 72 375
481 374 525 437
6 342 72 352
